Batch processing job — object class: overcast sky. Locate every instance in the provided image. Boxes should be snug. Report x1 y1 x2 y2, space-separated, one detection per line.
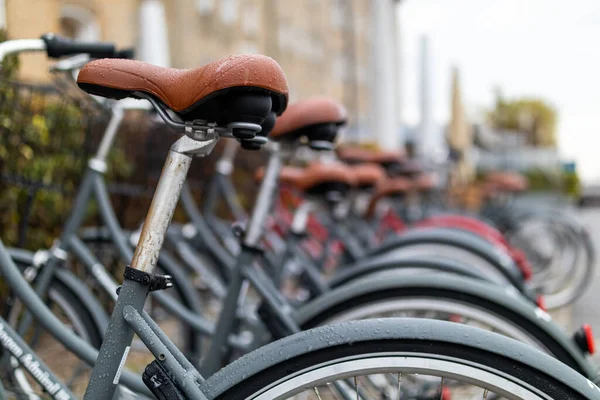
399 0 600 181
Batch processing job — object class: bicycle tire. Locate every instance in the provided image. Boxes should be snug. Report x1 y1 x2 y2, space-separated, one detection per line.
294 274 596 378
371 227 526 289
205 319 599 399
508 212 595 308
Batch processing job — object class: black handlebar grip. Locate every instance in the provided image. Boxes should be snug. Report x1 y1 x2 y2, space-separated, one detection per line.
116 48 136 59
41 33 117 59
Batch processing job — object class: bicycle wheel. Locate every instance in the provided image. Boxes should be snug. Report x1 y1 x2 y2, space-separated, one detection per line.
508 213 594 308
3 278 103 398
294 274 596 378
206 319 599 399
370 228 526 290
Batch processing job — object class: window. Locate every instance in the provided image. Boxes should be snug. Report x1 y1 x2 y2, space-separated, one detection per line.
277 24 292 52
331 54 355 81
288 86 298 103
220 0 239 25
0 0 6 30
331 0 346 29
196 0 214 15
237 41 258 54
331 55 346 81
356 64 368 83
59 5 100 41
241 4 259 36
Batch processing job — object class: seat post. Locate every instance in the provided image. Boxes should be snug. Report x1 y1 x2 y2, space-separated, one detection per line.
85 134 217 400
243 142 282 247
94 105 125 163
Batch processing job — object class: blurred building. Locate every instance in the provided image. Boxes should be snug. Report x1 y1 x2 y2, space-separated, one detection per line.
3 0 399 144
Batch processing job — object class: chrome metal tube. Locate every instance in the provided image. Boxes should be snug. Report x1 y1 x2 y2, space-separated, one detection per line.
215 138 238 175
291 200 315 235
95 106 124 161
130 148 192 273
244 143 281 247
0 39 45 63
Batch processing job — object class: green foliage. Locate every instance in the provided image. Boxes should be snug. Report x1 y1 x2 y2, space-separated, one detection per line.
487 92 558 148
562 170 581 198
522 169 561 191
0 30 133 249
476 168 580 198
0 30 18 78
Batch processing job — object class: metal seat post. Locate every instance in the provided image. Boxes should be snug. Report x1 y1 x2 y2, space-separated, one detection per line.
84 134 217 400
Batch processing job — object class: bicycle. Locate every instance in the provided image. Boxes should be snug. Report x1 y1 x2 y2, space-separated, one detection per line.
75 52 600 400
0 35 594 398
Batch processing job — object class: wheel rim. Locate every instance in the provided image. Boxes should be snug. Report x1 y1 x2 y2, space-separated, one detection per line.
248 354 552 399
513 219 589 308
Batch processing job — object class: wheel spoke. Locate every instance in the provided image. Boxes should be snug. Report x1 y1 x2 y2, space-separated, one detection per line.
313 386 323 400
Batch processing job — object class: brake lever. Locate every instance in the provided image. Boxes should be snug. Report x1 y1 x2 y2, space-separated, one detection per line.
49 53 91 73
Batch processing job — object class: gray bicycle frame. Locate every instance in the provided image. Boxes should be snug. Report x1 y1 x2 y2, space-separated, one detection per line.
84 132 219 399
0 238 151 395
10 96 234 361
84 116 297 396
0 38 463 399
0 314 76 400
2 86 295 396
181 139 505 302
203 140 247 225
85 132 310 388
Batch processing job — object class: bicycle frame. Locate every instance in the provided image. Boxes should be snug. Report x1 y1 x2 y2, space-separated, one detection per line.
9 98 223 361
3 87 295 391
0 38 597 399
82 110 299 395
203 140 247 228
0 315 76 400
0 238 150 395
85 134 215 399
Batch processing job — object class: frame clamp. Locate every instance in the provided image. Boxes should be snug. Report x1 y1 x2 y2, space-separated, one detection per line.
232 221 264 254
240 242 264 255
123 266 173 292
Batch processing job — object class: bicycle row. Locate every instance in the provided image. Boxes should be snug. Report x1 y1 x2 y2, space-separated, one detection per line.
0 34 597 399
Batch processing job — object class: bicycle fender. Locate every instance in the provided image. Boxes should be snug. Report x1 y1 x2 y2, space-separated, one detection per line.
293 273 596 379
201 318 600 399
370 227 525 288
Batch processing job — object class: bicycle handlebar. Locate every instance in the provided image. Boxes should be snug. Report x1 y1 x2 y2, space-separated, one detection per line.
116 48 135 59
41 33 117 59
0 39 46 63
0 34 135 64
50 53 92 72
